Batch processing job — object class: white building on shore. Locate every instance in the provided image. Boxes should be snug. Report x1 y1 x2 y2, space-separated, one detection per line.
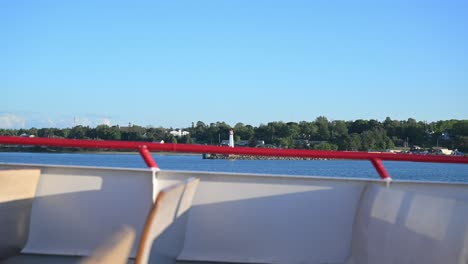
169 129 190 137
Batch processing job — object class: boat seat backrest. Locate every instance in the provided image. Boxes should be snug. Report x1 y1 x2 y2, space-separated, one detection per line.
0 169 41 259
135 177 200 264
348 183 468 264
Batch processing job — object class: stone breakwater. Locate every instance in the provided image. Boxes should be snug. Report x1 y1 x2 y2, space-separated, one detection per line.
202 154 331 160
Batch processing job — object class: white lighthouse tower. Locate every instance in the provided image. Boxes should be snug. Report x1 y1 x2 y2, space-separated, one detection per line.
229 129 235 148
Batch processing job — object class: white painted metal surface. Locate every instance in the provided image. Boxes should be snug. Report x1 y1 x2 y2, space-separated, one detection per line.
166 171 368 264
0 169 40 259
1 163 467 264
348 183 468 264
0 164 154 258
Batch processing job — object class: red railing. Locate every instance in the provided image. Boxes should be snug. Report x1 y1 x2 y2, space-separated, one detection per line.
1 136 467 180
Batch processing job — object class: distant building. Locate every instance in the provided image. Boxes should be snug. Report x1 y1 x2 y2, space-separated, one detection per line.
119 123 133 132
294 139 310 147
432 147 453 155
221 139 249 147
411 145 422 151
387 149 404 153
119 126 132 133
169 129 190 137
236 140 249 146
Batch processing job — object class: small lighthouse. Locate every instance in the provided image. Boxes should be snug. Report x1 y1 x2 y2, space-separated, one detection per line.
229 129 235 148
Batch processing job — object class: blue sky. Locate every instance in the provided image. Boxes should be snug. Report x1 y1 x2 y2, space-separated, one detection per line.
1 0 467 129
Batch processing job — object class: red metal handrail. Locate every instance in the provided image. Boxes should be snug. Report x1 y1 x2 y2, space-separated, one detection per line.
1 136 467 180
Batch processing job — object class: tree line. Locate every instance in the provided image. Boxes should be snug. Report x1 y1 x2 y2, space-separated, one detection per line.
1 117 467 152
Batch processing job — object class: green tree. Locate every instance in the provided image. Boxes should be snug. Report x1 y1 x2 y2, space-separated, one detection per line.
96 125 111 140
313 142 338 150
255 125 268 144
179 135 193 144
38 128 55 138
28 128 38 137
315 116 330 140
349 119 369 134
146 127 165 142
452 121 468 136
93 125 120 140
367 119 382 130
85 127 96 139
0 129 16 136
277 137 293 148
108 126 121 140
58 128 70 138
121 125 146 141
248 136 258 147
234 122 254 141
68 126 86 139
331 120 348 138
360 131 376 151
299 121 318 139
344 133 361 151
287 122 301 139
164 133 177 143
192 121 208 143
186 134 193 144
206 123 220 145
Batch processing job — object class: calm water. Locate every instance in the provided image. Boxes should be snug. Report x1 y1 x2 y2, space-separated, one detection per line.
0 152 467 183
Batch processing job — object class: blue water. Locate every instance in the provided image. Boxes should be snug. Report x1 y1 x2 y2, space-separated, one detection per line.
0 152 467 183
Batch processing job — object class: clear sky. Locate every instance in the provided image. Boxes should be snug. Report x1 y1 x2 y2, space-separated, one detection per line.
1 0 467 129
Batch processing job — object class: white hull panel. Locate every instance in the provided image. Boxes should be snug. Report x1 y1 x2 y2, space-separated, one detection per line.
0 163 467 264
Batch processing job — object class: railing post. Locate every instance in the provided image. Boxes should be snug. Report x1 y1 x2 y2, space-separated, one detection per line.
138 145 158 171
138 145 160 201
370 158 392 187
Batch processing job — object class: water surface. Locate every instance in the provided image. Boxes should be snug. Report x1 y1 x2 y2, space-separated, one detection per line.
0 152 467 183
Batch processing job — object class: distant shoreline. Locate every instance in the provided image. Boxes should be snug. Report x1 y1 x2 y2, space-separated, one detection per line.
0 147 198 156
202 153 333 160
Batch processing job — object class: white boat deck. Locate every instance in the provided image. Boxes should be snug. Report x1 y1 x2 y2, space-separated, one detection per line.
1 163 467 264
